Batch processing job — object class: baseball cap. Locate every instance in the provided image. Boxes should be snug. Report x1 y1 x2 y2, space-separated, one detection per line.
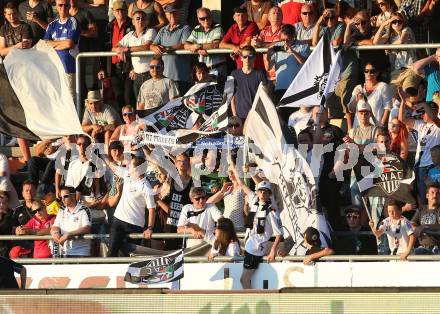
9 246 32 258
112 0 127 10
35 183 56 201
163 4 178 13
357 99 372 112
256 181 272 193
304 227 321 247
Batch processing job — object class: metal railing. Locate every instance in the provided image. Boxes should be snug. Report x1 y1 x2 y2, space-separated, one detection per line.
75 43 440 113
0 231 375 241
13 254 440 264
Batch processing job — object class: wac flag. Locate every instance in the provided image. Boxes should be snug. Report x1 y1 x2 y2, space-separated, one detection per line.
279 35 342 108
355 153 416 204
124 250 184 284
142 77 234 134
0 41 83 140
245 85 331 255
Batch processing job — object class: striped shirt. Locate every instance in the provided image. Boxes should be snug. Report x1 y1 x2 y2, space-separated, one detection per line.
186 24 225 68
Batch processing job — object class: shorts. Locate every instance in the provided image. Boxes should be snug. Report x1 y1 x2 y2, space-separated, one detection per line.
243 251 263 270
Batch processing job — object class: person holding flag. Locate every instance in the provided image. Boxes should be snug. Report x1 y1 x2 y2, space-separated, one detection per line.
266 23 309 103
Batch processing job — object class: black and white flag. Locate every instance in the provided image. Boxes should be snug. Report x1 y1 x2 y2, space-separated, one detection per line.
279 36 342 108
245 85 331 255
355 153 416 204
141 77 234 135
0 41 83 140
124 250 184 285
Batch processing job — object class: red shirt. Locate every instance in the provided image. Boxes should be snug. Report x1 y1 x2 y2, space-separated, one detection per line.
258 25 283 80
223 21 263 69
112 20 128 65
25 215 55 258
279 0 304 25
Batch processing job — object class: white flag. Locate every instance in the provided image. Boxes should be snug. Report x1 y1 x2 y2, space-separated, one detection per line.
279 36 342 108
245 85 332 255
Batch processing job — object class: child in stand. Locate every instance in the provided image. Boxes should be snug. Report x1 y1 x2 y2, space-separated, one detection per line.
369 199 415 260
302 226 334 265
207 217 240 261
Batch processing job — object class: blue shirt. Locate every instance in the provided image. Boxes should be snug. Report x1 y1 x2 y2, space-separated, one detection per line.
425 64 440 101
231 68 268 120
153 24 192 82
44 17 80 73
428 167 440 183
271 41 310 90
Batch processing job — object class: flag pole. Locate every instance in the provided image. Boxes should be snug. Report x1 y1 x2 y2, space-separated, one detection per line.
360 194 373 222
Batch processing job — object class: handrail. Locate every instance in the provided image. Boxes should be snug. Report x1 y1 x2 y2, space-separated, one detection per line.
0 232 247 241
0 231 373 241
13 254 440 264
75 43 440 113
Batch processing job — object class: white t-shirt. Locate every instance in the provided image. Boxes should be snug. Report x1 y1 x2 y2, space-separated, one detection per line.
287 110 312 136
177 203 222 248
413 120 440 167
114 174 156 227
53 203 92 256
0 153 9 177
244 193 283 257
209 241 241 257
119 28 157 73
350 82 393 127
378 216 414 255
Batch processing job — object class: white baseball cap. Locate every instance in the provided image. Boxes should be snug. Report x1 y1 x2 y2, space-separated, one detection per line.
256 181 272 193
357 99 372 112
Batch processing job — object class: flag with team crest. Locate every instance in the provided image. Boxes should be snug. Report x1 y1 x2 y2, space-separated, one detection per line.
355 153 416 204
141 77 234 134
279 35 342 108
125 250 184 285
245 84 332 255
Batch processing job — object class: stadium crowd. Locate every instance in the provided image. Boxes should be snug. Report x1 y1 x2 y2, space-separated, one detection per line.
1 0 440 282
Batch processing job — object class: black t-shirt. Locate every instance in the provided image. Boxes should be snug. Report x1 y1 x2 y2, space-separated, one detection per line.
0 257 23 289
0 212 13 257
11 204 33 228
72 9 95 52
304 123 345 178
18 0 54 40
164 178 193 229
333 226 378 255
0 22 33 47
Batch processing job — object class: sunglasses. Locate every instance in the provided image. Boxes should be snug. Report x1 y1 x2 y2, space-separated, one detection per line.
149 65 162 69
324 16 336 20
241 54 255 59
364 69 377 74
198 16 210 21
60 194 71 199
228 123 240 128
57 3 69 7
193 196 206 201
391 20 403 25
123 112 134 116
346 214 360 219
301 11 313 15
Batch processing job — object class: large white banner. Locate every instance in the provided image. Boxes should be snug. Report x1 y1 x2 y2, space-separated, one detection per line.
16 261 440 289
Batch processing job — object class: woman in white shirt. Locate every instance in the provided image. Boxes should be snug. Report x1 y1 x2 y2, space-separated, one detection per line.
348 62 393 128
373 12 417 74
